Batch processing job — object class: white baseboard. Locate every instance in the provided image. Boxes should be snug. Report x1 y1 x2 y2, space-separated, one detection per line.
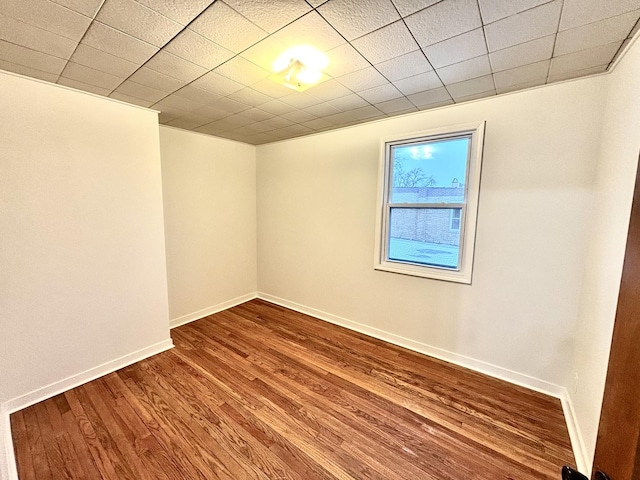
257 292 565 398
561 391 591 475
0 337 173 480
1 404 17 480
3 338 174 415
170 292 258 329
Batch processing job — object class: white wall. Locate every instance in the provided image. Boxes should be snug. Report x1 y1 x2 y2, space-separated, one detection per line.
257 76 607 390
159 127 257 325
0 73 171 402
570 37 640 473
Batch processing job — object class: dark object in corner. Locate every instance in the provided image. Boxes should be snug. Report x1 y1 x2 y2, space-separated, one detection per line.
562 466 611 480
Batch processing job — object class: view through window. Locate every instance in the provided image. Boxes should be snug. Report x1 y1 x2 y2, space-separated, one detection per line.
375 122 485 283
387 136 469 270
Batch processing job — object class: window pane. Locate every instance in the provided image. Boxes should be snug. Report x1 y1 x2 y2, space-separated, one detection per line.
388 207 461 269
390 137 470 204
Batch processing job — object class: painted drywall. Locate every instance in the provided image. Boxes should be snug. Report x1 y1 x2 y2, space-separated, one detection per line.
569 37 640 473
159 126 257 324
257 76 607 390
0 72 171 403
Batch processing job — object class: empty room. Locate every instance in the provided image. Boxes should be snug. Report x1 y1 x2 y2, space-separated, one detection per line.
1 0 640 479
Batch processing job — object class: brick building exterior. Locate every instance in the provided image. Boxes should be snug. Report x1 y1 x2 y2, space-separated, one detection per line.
390 186 464 246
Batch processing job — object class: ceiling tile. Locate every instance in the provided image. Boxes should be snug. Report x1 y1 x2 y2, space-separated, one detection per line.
57 77 111 96
554 11 639 56
173 85 222 104
108 91 156 107
323 44 371 78
153 94 204 113
423 28 487 68
560 0 640 30
163 29 234 70
255 99 297 115
239 107 275 122
0 40 66 75
405 0 482 47
210 96 252 114
0 13 78 59
326 93 369 110
112 79 168 103
214 56 270 87
437 55 491 84
495 77 545 94
251 78 295 98
227 87 273 106
240 122 276 134
190 104 233 121
189 1 268 53
336 67 388 91
302 117 334 130
549 41 621 77
165 117 211 130
357 83 403 103
484 0 562 51
224 0 311 33
0 0 91 41
0 59 59 82
390 0 440 17
259 115 295 129
446 74 495 99
191 71 244 96
144 51 208 83
351 21 420 64
493 59 550 90
393 71 443 95
69 43 139 77
489 35 555 71
60 62 124 90
240 36 287 72
454 89 496 102
279 91 323 108
273 11 346 52
317 0 400 41
374 96 418 114
50 0 103 17
128 67 187 92
134 0 214 24
304 102 342 117
547 63 607 82
375 50 432 81
82 21 159 64
158 112 177 123
478 0 553 24
282 110 317 123
305 79 353 102
96 0 183 47
274 123 315 136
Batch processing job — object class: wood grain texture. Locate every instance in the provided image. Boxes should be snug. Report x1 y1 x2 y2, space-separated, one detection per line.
592 153 640 480
11 299 574 479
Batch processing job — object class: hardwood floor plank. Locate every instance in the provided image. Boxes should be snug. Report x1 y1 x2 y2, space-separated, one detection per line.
11 299 574 479
10 411 37 480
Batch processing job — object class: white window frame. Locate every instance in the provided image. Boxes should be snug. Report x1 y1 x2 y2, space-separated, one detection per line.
373 121 485 284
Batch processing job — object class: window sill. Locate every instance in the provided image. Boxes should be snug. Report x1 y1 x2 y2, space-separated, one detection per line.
374 262 472 284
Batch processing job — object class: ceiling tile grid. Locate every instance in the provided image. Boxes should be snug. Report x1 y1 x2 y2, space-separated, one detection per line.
0 0 638 145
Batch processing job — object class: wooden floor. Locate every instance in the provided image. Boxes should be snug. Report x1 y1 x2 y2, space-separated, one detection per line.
11 299 574 479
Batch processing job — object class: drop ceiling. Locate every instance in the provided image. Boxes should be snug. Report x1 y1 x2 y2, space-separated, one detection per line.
1 0 639 145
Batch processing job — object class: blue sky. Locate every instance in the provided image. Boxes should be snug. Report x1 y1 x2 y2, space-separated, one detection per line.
392 137 470 187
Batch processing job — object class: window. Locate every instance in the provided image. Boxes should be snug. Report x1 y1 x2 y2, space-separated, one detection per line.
374 122 485 283
450 209 461 231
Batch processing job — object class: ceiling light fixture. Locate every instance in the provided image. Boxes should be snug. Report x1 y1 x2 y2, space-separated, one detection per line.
270 45 329 92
